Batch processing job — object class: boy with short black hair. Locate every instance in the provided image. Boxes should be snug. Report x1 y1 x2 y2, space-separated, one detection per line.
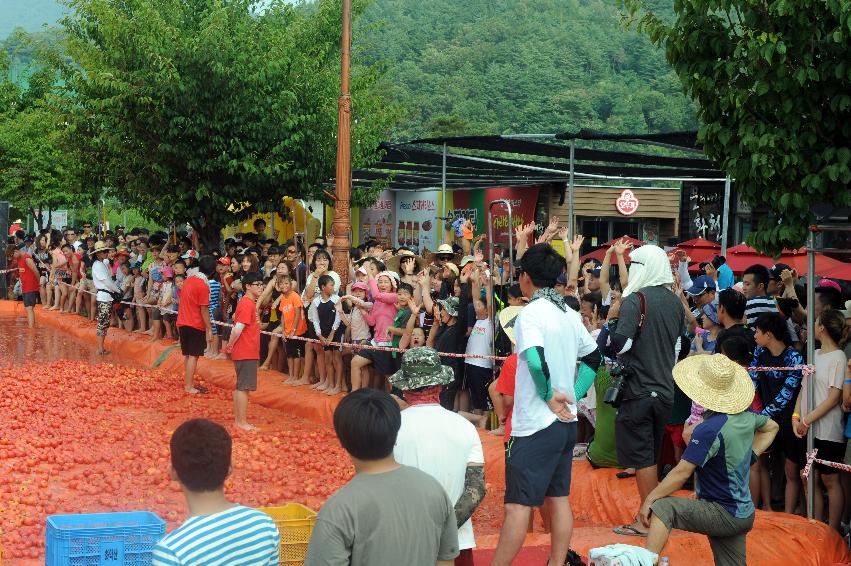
306 389 459 566
224 272 264 431
308 274 343 394
152 419 278 565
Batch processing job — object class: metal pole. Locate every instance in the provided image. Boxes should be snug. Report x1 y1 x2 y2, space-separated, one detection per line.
805 230 816 520
123 209 127 231
441 142 448 219
721 177 731 254
488 199 513 366
270 211 275 242
568 140 576 240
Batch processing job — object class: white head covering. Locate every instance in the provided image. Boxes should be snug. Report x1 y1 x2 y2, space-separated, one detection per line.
622 245 673 297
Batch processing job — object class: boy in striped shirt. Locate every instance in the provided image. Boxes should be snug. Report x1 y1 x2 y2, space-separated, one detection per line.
152 419 279 565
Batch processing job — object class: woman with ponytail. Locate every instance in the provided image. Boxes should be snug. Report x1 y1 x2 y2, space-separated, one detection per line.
793 309 848 531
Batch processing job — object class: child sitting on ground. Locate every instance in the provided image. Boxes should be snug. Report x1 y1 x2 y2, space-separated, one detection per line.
308 275 343 395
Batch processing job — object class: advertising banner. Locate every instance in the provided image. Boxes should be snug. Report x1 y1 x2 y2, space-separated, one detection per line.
485 186 539 249
394 190 439 253
358 190 395 248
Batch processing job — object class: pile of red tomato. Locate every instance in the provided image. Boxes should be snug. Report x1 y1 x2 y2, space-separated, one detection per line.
0 360 354 562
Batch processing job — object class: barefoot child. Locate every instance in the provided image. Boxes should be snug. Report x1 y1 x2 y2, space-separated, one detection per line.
308 275 342 394
351 268 399 391
223 272 263 431
274 275 307 383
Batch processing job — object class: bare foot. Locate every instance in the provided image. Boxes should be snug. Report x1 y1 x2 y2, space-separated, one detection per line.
324 387 341 395
291 378 311 387
488 425 505 436
213 353 228 360
185 387 201 394
259 364 270 371
235 422 258 431
475 414 489 429
97 350 110 356
315 381 330 392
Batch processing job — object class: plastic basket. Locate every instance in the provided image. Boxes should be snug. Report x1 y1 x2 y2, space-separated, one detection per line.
258 503 317 565
45 511 166 566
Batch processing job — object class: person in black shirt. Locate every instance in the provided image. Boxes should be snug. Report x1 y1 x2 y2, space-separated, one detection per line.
428 296 463 409
715 288 756 356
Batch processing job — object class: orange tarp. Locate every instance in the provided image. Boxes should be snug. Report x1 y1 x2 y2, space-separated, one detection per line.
7 301 851 565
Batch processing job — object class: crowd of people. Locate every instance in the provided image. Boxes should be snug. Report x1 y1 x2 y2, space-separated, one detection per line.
5 214 851 565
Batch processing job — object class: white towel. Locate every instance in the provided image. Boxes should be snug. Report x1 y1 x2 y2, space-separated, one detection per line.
589 544 659 566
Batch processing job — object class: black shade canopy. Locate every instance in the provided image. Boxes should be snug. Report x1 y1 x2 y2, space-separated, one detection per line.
350 132 726 192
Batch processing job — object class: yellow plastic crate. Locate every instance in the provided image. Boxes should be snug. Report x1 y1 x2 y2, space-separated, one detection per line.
259 503 317 565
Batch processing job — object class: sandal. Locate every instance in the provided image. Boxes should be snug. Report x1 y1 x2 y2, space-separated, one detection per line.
194 385 209 394
613 524 648 537
616 470 636 479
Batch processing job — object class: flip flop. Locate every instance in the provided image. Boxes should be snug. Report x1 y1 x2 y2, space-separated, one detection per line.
616 470 636 479
613 524 648 537
194 385 209 394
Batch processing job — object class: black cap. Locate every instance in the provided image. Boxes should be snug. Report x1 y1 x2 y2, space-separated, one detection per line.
770 263 792 281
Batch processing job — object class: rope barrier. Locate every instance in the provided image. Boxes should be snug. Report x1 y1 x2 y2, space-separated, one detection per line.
0 268 18 275
49 280 820 368
803 449 851 480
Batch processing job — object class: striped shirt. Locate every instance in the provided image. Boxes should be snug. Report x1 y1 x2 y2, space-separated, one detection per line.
151 505 279 566
744 296 776 326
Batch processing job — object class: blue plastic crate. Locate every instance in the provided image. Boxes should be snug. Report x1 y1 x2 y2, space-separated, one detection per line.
45 511 166 566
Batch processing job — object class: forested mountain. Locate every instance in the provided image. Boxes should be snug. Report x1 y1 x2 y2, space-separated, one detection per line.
358 0 695 138
1 0 695 139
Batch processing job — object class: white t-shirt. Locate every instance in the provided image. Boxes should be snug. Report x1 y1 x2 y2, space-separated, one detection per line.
465 318 494 369
512 297 598 436
812 349 848 443
394 404 484 551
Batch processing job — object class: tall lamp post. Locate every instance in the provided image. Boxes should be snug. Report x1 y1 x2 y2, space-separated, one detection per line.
331 0 353 287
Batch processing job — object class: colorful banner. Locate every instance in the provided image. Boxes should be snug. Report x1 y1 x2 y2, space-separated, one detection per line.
394 190 440 253
485 186 539 249
358 190 396 248
448 189 486 239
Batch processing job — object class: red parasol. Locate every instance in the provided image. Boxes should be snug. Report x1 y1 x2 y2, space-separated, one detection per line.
819 262 851 281
723 245 843 276
672 238 721 264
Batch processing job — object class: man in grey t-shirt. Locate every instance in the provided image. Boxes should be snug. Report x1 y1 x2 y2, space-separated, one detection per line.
305 389 459 566
610 245 685 538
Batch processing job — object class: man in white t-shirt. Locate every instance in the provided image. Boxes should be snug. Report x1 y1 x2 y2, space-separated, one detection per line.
392 347 486 566
492 243 602 566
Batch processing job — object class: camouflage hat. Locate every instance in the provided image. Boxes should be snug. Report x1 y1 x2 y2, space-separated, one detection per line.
388 347 455 391
436 296 459 317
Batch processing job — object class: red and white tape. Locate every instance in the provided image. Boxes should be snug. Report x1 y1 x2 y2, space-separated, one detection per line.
803 449 851 480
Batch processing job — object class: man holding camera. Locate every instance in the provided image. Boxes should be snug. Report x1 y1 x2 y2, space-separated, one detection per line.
608 245 685 537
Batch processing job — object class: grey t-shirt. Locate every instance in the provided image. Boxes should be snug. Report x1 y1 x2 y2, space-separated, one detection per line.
305 465 459 566
614 285 685 404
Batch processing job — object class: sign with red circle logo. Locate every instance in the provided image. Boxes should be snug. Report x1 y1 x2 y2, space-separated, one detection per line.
615 189 640 216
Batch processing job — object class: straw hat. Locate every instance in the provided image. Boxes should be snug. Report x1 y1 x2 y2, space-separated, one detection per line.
385 249 427 274
424 243 460 264
93 241 114 253
498 306 524 345
672 354 755 415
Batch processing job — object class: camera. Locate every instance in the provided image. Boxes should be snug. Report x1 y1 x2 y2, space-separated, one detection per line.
603 362 634 408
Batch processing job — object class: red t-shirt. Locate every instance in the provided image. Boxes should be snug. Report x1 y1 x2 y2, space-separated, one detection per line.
231 296 260 361
17 253 40 294
495 353 518 442
176 276 210 330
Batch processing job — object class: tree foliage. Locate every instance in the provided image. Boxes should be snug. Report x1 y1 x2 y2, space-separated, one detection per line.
61 0 395 249
358 0 697 139
0 32 93 229
621 0 851 255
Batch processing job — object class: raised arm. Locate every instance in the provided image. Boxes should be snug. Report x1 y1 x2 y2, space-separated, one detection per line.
567 235 584 287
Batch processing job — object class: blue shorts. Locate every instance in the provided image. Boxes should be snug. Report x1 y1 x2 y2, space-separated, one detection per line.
505 419 577 507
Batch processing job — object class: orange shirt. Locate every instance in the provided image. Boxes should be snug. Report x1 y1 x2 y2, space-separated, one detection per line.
462 221 474 241
278 291 307 335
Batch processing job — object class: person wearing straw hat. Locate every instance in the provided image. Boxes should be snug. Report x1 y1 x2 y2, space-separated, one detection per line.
386 248 428 286
391 347 486 566
638 354 779 566
91 240 121 355
426 243 459 270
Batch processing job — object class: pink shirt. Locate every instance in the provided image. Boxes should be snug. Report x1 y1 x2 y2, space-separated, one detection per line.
365 278 397 343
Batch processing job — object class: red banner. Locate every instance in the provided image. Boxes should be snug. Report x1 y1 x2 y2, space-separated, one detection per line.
486 186 539 249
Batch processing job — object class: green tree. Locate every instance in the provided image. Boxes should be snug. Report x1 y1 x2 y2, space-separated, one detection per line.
0 32 92 229
621 0 851 255
61 0 394 250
